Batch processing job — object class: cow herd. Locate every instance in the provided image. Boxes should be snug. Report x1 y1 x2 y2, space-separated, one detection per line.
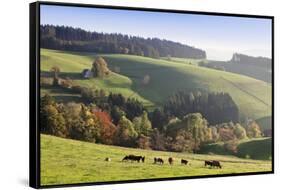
105 155 222 169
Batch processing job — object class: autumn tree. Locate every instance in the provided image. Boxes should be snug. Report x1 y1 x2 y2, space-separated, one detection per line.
150 128 166 151
233 123 247 139
218 126 236 142
137 134 151 149
41 104 67 138
117 116 138 147
246 121 262 138
170 129 195 152
182 113 208 150
224 139 239 154
91 57 110 78
210 126 220 142
133 111 152 136
94 110 117 145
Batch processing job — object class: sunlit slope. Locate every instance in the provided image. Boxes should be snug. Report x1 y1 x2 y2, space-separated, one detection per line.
40 49 153 107
41 134 271 185
41 49 272 120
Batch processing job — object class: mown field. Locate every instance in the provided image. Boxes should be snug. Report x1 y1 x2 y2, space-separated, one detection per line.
41 48 272 121
41 134 272 186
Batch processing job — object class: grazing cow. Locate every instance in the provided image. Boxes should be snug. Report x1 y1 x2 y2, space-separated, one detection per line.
122 156 130 162
104 157 111 162
168 157 175 165
205 160 222 169
133 156 143 162
154 157 164 165
205 160 213 167
122 155 144 162
154 157 157 164
141 156 145 163
181 159 188 165
212 160 222 169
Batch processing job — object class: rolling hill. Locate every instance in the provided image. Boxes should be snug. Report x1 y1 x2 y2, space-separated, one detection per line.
41 134 272 186
205 53 272 83
199 138 272 160
40 48 272 122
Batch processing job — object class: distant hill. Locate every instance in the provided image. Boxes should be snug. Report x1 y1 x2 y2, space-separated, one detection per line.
230 53 271 69
41 49 272 122
40 25 206 59
207 53 272 83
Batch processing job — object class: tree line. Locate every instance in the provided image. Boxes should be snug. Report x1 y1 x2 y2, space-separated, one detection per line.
40 25 206 59
41 88 262 153
163 90 239 125
230 53 271 69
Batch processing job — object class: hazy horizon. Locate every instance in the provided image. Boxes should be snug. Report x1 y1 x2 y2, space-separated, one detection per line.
41 5 272 61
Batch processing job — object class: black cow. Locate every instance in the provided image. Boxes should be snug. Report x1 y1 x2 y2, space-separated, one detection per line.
205 160 222 169
205 160 213 167
122 155 130 162
154 157 164 165
122 155 144 163
181 159 188 165
212 160 222 168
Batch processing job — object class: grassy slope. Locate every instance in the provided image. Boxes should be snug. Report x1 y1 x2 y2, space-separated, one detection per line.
161 57 205 65
41 134 271 185
41 49 153 107
41 49 272 120
207 60 272 83
199 138 272 160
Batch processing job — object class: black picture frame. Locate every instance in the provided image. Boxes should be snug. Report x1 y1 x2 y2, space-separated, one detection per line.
30 1 274 189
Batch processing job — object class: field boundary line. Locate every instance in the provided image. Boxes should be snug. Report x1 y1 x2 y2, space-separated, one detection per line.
220 77 270 107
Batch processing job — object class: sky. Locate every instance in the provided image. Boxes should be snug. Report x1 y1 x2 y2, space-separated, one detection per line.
41 5 272 61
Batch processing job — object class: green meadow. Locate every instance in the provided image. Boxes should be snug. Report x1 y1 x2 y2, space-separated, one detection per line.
41 134 272 186
41 48 271 120
199 138 272 160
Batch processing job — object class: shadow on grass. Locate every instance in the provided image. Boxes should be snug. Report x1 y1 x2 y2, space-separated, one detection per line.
105 56 205 106
41 71 85 80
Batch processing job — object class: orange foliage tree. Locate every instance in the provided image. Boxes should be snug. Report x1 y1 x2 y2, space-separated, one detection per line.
93 110 117 145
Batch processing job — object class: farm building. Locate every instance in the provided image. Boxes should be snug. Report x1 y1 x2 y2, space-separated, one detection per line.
82 69 93 78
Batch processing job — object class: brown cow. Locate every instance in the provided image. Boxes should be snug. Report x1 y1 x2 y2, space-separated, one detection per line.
168 157 175 165
154 157 164 165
